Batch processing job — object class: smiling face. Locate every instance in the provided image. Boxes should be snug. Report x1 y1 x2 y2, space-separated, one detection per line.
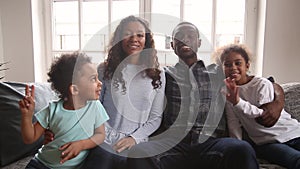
74 63 102 102
171 23 201 63
121 21 146 57
222 52 250 85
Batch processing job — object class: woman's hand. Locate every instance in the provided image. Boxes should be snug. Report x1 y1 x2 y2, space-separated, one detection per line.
113 136 136 153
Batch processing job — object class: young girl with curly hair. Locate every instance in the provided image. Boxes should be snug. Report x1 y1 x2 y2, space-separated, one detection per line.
221 44 300 169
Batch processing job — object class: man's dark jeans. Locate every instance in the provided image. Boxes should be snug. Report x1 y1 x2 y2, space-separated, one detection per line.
127 137 259 169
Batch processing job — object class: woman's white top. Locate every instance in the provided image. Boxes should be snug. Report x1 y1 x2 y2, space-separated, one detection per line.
99 64 166 145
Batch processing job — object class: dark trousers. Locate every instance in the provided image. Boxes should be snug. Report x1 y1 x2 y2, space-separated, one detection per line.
253 137 300 169
25 158 50 169
81 143 128 169
127 137 259 169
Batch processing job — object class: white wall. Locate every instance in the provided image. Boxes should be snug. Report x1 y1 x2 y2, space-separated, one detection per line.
0 0 35 82
0 13 4 79
262 0 300 84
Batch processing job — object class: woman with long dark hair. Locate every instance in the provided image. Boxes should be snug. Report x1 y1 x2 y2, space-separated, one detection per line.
82 15 165 169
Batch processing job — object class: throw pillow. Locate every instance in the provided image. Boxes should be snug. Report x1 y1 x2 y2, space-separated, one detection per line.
0 82 57 167
282 82 300 121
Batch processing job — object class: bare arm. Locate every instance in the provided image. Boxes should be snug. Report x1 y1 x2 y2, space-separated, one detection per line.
19 85 45 144
256 82 284 127
43 129 54 145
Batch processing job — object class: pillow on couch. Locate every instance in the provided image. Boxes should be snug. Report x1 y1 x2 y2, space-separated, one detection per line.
282 82 300 121
0 82 58 167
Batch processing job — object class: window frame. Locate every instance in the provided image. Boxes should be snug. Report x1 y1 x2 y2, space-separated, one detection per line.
43 0 258 68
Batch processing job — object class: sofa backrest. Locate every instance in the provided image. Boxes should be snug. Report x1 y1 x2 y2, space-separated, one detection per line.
282 82 300 121
0 82 58 167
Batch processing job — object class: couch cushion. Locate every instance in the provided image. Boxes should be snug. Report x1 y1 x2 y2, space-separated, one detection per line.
282 82 300 121
0 82 58 167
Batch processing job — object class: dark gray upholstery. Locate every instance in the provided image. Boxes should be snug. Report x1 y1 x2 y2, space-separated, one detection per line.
1 82 299 169
282 82 300 121
0 82 57 167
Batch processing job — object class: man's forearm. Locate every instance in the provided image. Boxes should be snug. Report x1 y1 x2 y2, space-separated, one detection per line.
257 82 284 127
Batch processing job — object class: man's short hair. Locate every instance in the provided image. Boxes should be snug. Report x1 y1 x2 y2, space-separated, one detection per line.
172 22 200 38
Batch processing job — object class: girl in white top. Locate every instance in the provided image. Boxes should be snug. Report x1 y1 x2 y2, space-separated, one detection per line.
220 44 300 169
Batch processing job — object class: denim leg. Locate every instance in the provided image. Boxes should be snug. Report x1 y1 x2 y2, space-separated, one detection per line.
255 137 300 169
129 137 259 169
82 143 127 169
25 158 50 169
158 142 190 169
286 137 300 150
190 137 259 169
127 139 190 169
129 137 258 169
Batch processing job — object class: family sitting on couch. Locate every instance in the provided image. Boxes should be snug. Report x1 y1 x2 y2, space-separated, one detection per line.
9 15 300 169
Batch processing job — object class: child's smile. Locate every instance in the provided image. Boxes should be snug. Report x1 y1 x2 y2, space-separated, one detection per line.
222 52 250 85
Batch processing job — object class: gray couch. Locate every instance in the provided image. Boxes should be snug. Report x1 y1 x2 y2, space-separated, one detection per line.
0 82 57 169
1 81 300 169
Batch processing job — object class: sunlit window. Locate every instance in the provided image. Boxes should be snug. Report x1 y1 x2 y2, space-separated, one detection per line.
151 0 245 65
216 0 245 47
152 0 180 18
111 0 139 22
82 1 108 52
51 0 139 63
50 0 246 65
52 1 79 50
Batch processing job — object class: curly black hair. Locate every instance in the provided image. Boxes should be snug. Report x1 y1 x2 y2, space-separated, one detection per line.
219 44 252 65
103 15 162 93
47 52 92 100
